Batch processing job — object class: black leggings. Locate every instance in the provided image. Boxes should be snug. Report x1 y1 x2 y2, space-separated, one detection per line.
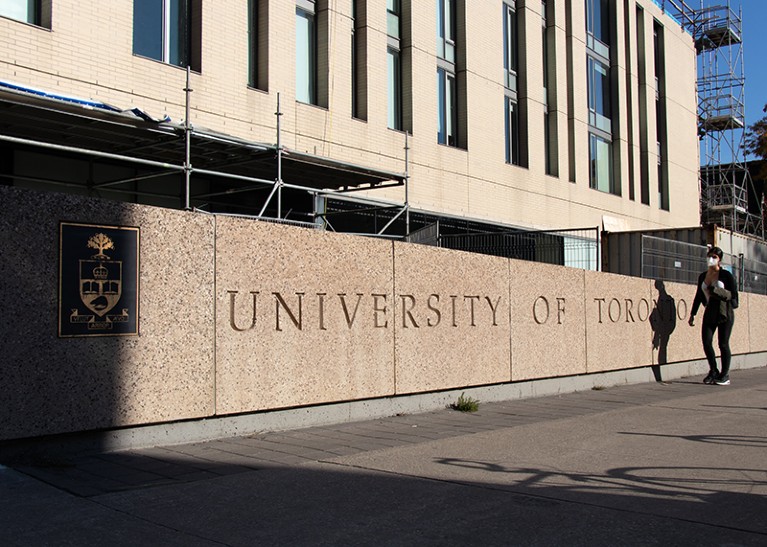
701 318 734 376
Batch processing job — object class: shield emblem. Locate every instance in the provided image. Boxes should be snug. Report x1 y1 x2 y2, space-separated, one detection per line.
79 258 122 317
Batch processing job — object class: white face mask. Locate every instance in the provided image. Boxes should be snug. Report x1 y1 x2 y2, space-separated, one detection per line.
707 256 719 267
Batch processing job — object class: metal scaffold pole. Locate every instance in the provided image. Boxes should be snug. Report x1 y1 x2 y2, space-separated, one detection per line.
405 131 410 237
184 65 192 210
276 92 283 220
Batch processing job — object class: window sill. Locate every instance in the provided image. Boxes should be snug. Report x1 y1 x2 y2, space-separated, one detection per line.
0 15 51 31
437 142 467 152
132 54 201 74
296 100 329 112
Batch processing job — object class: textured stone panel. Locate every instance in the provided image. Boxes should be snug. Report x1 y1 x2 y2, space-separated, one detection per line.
730 292 750 355
215 218 395 414
650 280 704 366
585 271 654 373
748 293 767 353
0 186 215 440
510 261 587 381
393 243 510 394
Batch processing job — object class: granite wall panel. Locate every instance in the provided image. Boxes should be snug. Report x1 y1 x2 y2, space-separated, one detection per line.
510 260 587 381
0 186 214 440
748 293 767 353
585 271 654 373
392 243 510 394
214 217 396 414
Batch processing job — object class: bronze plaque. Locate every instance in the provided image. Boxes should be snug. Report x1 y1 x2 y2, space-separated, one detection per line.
59 222 140 337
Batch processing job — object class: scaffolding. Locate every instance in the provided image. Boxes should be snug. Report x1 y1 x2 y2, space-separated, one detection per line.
0 78 410 235
663 0 763 238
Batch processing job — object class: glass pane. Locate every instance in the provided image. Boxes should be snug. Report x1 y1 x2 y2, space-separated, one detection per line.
168 0 189 67
133 0 164 61
437 0 444 55
507 8 516 72
437 69 446 143
248 0 257 87
0 0 35 23
387 12 399 39
296 9 315 104
445 42 455 64
590 134 612 193
542 25 548 94
505 98 519 164
588 58 611 133
445 0 453 42
447 73 456 145
387 49 401 129
598 0 610 45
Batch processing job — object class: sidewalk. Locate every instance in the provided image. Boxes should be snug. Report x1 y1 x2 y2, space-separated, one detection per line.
2 366 767 546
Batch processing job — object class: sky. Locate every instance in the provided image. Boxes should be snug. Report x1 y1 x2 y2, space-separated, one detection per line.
741 0 767 128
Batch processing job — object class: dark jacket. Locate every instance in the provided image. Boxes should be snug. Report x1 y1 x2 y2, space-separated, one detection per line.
691 268 738 324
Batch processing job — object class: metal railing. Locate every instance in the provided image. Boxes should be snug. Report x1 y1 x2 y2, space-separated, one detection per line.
439 227 599 270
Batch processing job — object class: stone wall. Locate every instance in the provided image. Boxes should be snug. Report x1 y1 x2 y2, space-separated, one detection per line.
0 186 763 441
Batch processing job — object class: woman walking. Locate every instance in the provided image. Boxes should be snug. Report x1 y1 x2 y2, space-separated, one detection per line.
688 246 738 385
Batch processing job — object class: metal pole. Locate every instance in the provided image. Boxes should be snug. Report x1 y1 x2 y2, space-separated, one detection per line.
404 131 410 237
276 92 283 219
0 134 185 171
184 65 192 210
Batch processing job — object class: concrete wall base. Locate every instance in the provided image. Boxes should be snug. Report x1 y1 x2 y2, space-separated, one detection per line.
3 353 765 462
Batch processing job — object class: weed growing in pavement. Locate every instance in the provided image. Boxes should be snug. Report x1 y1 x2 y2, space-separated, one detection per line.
450 392 480 412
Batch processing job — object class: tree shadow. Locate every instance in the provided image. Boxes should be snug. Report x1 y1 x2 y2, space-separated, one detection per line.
617 431 767 448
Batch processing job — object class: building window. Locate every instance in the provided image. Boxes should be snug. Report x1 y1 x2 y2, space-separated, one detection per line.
352 0 367 120
296 1 316 104
585 0 610 57
387 0 402 129
133 0 199 69
505 97 519 165
437 0 461 147
437 67 456 146
248 0 268 91
0 0 40 25
589 133 612 193
437 0 455 64
503 3 517 92
587 57 611 134
654 20 669 210
585 0 616 194
503 1 524 166
388 48 402 130
542 0 557 176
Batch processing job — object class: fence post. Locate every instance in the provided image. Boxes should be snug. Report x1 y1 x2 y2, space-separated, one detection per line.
738 253 745 292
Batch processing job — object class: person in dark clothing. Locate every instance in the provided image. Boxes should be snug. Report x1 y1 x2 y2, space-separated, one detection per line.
688 246 738 385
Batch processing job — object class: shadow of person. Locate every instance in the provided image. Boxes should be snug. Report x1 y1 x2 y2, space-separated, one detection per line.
649 280 676 382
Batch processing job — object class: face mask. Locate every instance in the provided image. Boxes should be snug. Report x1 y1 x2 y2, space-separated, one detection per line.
707 257 718 267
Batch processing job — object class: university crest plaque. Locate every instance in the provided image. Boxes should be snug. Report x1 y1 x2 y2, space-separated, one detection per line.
59 222 140 337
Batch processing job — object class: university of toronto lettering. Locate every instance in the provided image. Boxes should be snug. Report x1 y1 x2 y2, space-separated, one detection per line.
227 291 504 332
593 297 689 324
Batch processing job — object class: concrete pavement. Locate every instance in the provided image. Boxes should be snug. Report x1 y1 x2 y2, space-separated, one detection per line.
2 366 766 546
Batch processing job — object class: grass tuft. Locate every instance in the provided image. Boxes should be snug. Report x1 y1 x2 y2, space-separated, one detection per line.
450 392 480 412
